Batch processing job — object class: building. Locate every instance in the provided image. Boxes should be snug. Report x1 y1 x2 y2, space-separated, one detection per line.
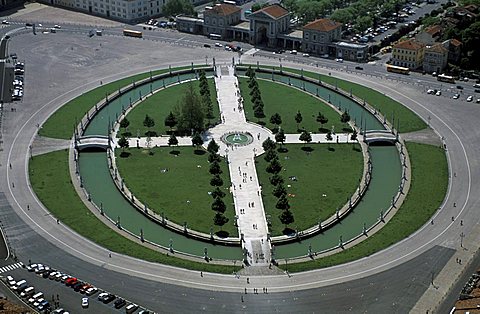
444 38 462 63
415 25 443 45
302 18 342 56
38 0 167 22
391 39 425 70
176 16 204 34
248 4 290 47
334 41 368 62
203 3 241 39
423 43 448 73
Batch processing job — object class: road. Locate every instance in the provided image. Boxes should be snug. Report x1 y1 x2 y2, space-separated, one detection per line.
0 11 478 313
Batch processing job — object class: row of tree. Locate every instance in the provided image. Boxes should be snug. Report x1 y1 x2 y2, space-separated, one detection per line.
262 138 295 230
207 139 229 230
246 67 266 120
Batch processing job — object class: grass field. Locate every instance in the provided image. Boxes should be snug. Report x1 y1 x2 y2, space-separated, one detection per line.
29 149 239 273
241 65 427 133
282 142 447 272
255 143 363 236
124 79 219 136
115 146 237 236
40 66 196 140
239 78 350 134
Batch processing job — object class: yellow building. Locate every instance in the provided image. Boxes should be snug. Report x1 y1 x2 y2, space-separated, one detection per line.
391 39 425 70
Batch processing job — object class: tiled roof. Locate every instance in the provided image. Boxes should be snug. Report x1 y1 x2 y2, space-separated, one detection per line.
425 25 442 36
205 3 241 16
254 4 289 19
450 38 462 46
303 19 342 32
393 39 424 50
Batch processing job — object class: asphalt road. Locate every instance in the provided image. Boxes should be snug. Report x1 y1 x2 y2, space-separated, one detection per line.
0 14 478 313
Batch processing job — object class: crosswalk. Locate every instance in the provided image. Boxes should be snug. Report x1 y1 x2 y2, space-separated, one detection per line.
0 262 24 274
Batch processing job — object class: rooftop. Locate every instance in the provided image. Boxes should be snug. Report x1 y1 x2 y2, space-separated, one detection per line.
393 39 424 51
304 18 342 32
450 38 462 46
425 25 442 36
335 41 368 49
252 4 289 19
426 43 448 54
204 3 241 16
229 21 250 30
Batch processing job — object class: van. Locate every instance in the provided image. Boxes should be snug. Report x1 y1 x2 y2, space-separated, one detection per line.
13 279 27 291
125 303 139 313
96 30 102 36
20 286 34 298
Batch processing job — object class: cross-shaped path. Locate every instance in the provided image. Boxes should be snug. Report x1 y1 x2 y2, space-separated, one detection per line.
122 65 355 266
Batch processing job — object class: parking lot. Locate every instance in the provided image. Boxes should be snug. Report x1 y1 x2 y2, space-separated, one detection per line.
2 262 153 313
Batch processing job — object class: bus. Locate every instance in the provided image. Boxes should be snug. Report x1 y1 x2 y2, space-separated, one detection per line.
208 33 222 40
123 29 143 38
386 64 410 75
437 74 455 84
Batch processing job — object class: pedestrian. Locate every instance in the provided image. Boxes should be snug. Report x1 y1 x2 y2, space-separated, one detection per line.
453 202 456 207
109 253 111 258
252 202 254 207
27 205 30 210
431 219 433 225
9 163 11 169
265 287 268 293
241 295 244 302
250 176 252 181
452 216 455 221
12 182 14 188
56 219 59 224
247 277 250 284
461 220 463 226
245 287 247 294
261 239 264 244
200 271 203 277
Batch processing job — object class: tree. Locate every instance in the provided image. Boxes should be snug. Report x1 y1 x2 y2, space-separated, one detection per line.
207 139 219 155
210 174 223 187
209 161 222 175
254 105 265 119
316 112 328 131
143 114 155 136
118 135 129 151
326 131 333 142
249 78 259 89
275 129 286 148
211 186 226 199
211 196 226 213
269 173 284 186
340 111 351 123
279 209 294 227
119 118 130 130
213 212 229 228
262 138 276 151
162 0 195 17
276 194 290 210
270 113 282 130
208 153 221 163
168 133 178 152
295 111 303 130
350 129 358 142
203 94 214 124
177 83 205 134
191 132 204 149
164 111 178 131
264 148 278 162
273 183 287 198
266 157 282 174
299 130 312 146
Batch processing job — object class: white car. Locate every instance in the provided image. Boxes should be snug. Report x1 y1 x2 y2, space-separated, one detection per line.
6 276 16 287
335 58 343 63
54 25 61 29
452 94 459 99
214 42 222 47
435 90 441 96
81 297 89 308
476 98 480 103
427 89 434 94
2 20 9 24
302 53 309 57
467 95 473 102
290 50 297 55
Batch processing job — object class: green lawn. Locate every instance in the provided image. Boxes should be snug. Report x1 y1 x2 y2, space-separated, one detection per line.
239 78 350 133
29 149 239 273
241 65 427 133
40 66 198 140
256 143 363 236
125 79 219 136
115 147 237 236
282 142 447 272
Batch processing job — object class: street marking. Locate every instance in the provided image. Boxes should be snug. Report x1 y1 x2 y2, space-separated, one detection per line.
0 262 23 274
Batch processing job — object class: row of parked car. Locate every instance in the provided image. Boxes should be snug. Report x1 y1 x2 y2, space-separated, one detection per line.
12 61 24 101
6 273 57 313
28 262 153 314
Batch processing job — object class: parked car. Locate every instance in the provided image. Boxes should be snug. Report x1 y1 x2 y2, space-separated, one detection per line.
81 297 89 308
302 53 310 57
290 50 297 55
335 58 343 63
456 85 464 90
203 44 211 48
435 90 441 96
86 287 98 296
453 94 459 99
2 20 9 24
114 298 126 308
214 42 222 47
355 66 364 70
6 276 16 287
467 95 473 102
